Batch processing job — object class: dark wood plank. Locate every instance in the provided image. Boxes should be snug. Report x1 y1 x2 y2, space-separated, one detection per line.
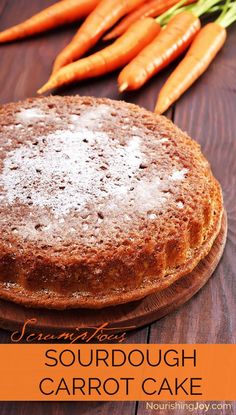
0 1 236 414
0 0 79 103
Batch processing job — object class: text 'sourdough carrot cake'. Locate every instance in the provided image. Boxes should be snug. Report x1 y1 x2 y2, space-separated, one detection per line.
0 96 223 309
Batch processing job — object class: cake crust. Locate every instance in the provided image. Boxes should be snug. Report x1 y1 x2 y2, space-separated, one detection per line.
0 96 224 309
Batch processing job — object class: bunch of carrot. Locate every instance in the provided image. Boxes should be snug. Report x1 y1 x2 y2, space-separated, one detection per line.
155 0 236 113
0 0 235 112
38 0 193 93
0 0 189 69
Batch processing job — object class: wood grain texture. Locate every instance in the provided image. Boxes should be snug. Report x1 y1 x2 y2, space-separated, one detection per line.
0 1 235 414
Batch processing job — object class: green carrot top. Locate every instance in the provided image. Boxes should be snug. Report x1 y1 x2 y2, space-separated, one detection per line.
217 1 236 27
156 0 225 26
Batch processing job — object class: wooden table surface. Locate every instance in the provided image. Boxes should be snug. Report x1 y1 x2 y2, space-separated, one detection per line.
0 1 235 414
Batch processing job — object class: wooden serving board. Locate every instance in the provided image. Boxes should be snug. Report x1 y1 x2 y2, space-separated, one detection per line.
0 212 227 335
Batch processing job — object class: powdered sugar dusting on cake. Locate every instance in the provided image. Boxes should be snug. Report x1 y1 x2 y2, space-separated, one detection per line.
170 168 189 181
1 105 143 217
68 105 111 129
17 107 50 122
177 201 184 209
1 103 190 240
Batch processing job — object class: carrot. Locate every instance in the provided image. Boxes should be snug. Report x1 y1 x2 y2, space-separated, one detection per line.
118 0 222 92
155 2 236 114
0 0 101 43
38 18 160 94
104 0 196 41
51 0 148 74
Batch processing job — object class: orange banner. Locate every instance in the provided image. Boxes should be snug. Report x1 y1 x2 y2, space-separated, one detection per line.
0 344 235 401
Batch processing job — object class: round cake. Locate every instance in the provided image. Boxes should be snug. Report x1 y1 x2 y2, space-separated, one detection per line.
0 96 223 309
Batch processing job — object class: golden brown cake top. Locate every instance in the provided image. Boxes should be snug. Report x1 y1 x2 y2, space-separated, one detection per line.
1 96 213 261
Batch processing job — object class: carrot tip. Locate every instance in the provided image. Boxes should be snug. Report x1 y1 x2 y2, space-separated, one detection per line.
154 105 162 114
119 82 129 93
154 102 168 115
155 96 171 114
37 82 52 94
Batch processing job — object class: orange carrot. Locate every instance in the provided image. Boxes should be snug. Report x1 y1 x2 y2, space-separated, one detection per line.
38 18 160 94
0 0 101 43
155 3 236 114
118 10 201 92
104 0 196 41
51 0 148 74
118 0 222 93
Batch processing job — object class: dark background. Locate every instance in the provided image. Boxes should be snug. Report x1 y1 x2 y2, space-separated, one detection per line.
0 1 235 414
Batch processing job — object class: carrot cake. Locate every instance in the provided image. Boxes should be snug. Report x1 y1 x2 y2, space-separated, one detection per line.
0 96 223 309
